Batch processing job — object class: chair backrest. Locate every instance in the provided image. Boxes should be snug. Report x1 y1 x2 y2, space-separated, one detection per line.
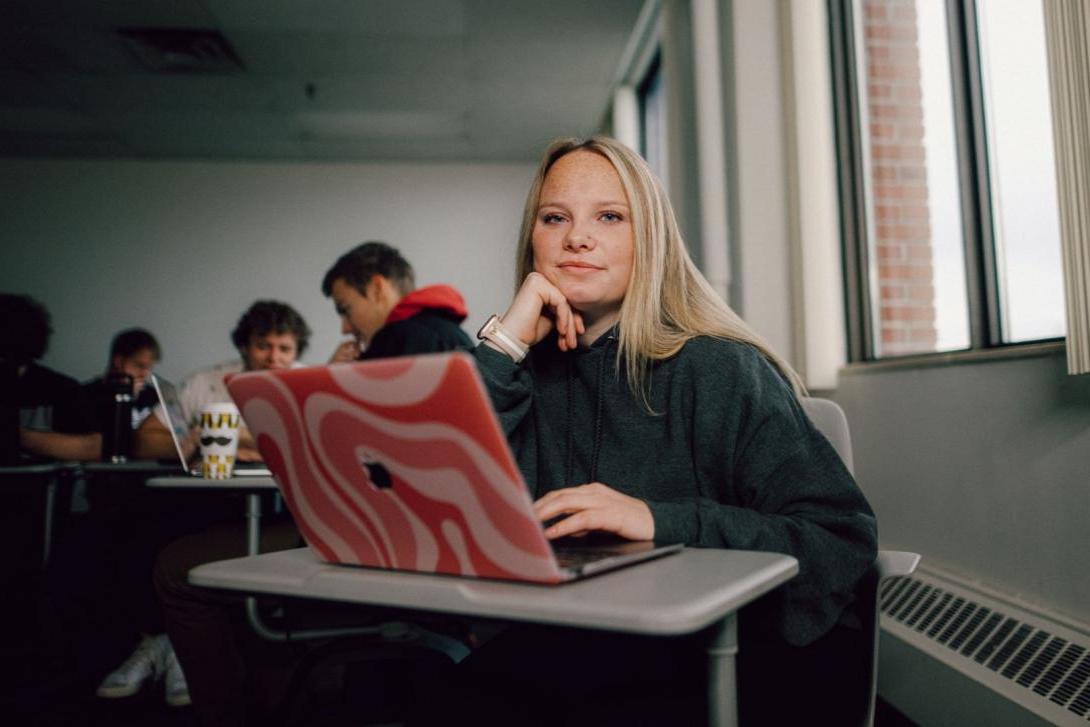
800 397 855 474
800 398 920 726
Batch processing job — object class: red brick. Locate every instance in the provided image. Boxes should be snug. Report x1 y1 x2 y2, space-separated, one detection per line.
875 204 901 221
881 328 907 343
879 264 932 281
907 244 934 261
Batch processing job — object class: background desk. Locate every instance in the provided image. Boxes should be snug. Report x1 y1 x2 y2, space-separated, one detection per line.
191 546 798 727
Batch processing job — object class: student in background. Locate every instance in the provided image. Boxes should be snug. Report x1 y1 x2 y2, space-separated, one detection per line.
325 240 472 362
155 242 471 727
0 293 98 463
82 327 162 436
418 137 878 726
133 300 311 462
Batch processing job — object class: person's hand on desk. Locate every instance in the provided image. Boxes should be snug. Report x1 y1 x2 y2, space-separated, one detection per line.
534 482 654 541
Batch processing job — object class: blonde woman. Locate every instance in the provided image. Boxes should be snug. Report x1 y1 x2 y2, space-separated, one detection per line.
440 137 877 725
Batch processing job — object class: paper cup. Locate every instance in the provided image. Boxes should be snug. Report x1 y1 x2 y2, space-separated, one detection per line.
199 402 241 479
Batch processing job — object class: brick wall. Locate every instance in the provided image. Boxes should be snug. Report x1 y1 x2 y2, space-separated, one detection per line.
862 0 937 355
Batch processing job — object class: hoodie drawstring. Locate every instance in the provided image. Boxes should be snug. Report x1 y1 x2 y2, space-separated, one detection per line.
564 336 612 488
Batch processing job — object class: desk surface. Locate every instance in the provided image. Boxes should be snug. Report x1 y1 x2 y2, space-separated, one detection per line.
191 547 798 636
147 475 278 490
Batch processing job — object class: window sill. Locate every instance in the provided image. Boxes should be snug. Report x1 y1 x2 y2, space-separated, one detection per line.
840 340 1065 375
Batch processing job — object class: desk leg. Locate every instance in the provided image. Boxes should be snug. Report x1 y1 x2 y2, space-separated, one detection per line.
41 475 57 570
245 492 261 556
707 613 739 727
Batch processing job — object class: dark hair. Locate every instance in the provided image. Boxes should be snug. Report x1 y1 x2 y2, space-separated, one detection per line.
109 328 161 362
230 300 311 357
0 293 52 364
321 241 415 298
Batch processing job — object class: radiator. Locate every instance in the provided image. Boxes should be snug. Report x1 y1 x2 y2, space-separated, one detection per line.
879 563 1090 725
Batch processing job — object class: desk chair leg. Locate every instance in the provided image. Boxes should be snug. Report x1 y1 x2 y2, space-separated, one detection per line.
707 613 739 727
41 475 58 570
239 492 394 644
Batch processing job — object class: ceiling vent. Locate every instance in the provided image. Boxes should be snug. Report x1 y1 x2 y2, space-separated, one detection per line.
117 28 243 74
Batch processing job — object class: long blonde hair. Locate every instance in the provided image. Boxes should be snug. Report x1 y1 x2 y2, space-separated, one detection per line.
515 136 804 405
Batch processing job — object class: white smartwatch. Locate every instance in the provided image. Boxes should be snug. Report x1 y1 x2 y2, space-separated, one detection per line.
477 314 529 363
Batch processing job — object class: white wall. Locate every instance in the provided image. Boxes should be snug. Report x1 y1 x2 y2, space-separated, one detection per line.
0 158 534 382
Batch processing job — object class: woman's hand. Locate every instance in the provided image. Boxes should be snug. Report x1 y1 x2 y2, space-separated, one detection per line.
500 272 585 352
533 482 655 541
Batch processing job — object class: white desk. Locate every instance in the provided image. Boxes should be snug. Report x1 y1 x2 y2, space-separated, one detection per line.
191 546 798 727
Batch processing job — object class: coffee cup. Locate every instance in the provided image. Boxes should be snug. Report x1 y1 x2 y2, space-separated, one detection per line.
199 402 241 479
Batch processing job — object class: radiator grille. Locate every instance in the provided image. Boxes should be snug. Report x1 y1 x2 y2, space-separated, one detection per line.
881 571 1090 725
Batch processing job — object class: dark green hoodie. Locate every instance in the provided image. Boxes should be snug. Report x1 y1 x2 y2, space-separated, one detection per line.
473 331 877 647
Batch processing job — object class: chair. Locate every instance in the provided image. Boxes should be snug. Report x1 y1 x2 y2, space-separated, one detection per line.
801 397 920 727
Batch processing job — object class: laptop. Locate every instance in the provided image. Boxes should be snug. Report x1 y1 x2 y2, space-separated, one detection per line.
150 373 271 477
224 352 682 584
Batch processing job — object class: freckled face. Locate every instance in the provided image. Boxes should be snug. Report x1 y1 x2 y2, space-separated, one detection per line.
531 150 634 327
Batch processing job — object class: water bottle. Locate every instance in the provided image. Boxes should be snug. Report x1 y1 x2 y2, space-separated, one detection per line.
101 373 133 463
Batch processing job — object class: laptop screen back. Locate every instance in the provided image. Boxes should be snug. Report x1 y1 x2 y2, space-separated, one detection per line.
226 352 567 583
150 373 191 470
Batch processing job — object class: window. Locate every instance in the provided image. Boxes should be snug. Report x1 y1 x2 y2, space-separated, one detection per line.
638 54 667 183
830 0 1065 360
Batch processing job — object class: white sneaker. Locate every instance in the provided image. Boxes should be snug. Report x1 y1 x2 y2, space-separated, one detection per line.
163 641 191 708
95 634 169 698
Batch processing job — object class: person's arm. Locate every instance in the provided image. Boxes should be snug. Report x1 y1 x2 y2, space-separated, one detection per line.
471 272 584 437
19 428 102 461
236 427 262 462
132 411 189 460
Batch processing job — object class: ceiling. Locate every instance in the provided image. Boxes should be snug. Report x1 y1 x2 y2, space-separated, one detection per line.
0 0 646 162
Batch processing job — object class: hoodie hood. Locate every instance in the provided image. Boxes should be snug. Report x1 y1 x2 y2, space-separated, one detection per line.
384 284 468 325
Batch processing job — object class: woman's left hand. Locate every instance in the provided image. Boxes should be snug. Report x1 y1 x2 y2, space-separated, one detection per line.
533 482 655 541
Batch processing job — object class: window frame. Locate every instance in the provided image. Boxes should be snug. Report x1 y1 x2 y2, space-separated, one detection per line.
828 0 1064 364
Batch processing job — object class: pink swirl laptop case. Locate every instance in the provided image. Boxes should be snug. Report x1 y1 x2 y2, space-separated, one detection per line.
225 352 566 583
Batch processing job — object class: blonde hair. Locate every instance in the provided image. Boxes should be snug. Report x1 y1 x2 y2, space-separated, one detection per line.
515 136 805 404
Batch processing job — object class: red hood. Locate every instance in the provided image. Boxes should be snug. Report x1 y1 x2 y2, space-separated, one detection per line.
385 285 468 325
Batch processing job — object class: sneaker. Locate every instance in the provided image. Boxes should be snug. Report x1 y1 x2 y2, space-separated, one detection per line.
163 642 191 708
95 634 168 698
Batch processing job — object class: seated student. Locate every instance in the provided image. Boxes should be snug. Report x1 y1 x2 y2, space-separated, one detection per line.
155 243 471 727
0 293 98 463
413 137 878 726
82 327 162 437
325 240 472 362
91 301 311 707
133 300 311 462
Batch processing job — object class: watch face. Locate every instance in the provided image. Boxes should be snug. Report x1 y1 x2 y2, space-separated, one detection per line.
477 314 498 340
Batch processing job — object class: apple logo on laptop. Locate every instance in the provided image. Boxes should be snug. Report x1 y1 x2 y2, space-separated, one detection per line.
360 452 393 489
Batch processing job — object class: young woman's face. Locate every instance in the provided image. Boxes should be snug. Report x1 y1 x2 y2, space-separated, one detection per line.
531 150 634 325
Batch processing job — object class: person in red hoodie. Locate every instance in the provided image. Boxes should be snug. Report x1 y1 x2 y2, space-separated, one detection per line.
323 241 472 363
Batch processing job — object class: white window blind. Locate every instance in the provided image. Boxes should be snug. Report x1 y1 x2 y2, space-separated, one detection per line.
1043 0 1090 374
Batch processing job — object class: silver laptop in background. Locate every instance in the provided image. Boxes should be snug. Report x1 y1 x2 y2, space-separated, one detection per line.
150 373 272 477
